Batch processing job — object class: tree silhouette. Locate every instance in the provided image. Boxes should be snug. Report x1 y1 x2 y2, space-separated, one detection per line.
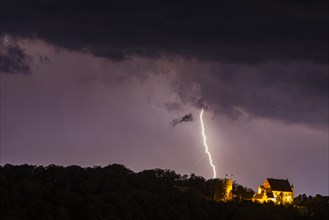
1 164 327 220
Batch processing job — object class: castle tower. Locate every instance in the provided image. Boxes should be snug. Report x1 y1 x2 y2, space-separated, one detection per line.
224 178 233 201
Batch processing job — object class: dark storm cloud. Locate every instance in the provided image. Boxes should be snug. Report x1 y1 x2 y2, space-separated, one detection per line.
170 113 194 127
173 62 328 126
0 44 32 74
0 0 327 126
0 0 328 63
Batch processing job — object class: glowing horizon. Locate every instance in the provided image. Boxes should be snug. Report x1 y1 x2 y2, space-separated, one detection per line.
200 108 217 179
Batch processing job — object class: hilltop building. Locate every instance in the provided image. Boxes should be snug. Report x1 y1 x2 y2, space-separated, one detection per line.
223 178 233 201
252 178 294 205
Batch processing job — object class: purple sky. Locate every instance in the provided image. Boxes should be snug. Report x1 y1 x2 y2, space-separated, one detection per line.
1 1 328 196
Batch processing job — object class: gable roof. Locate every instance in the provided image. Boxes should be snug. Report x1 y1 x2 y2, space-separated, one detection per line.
267 178 293 192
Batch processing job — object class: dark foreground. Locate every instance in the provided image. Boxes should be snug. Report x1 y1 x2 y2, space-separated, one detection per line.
1 164 328 220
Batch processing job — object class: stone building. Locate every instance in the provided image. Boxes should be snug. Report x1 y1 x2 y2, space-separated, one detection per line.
223 178 233 201
252 178 294 205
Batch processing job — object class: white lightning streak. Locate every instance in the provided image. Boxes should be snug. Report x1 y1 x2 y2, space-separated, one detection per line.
200 108 217 179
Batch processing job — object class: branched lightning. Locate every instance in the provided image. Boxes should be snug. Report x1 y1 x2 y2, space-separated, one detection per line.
200 108 217 179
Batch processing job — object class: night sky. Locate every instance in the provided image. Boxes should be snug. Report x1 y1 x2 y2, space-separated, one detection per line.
1 0 328 196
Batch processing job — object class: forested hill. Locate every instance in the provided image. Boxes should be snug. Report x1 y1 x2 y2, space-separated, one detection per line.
0 164 328 220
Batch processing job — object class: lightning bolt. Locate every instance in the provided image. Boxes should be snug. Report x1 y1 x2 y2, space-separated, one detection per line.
200 108 217 179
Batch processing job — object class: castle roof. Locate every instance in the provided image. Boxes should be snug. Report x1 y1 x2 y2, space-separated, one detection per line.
267 178 293 192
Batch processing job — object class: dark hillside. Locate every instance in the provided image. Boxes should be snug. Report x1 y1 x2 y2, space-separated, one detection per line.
1 164 327 220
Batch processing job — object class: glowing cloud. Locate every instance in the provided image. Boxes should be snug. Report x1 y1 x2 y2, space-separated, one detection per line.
200 108 217 179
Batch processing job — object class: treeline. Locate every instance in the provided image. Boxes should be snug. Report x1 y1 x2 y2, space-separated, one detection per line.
0 164 327 220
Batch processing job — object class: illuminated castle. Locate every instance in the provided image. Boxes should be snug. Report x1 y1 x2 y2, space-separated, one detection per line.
223 178 233 201
252 178 294 205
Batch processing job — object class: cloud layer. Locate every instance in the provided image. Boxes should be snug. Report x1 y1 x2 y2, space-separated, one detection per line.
169 61 328 127
1 0 328 127
0 44 32 74
1 0 328 63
